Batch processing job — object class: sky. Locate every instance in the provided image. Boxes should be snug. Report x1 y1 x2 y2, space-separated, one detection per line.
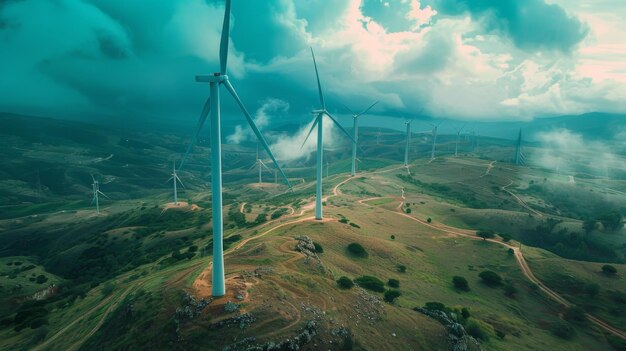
1 0 625 129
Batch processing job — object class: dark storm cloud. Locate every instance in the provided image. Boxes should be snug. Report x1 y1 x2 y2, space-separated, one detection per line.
431 0 588 52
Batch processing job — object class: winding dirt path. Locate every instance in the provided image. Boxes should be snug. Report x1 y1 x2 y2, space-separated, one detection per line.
502 180 544 217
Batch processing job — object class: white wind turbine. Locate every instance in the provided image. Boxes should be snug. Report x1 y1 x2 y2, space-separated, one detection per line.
168 161 185 205
454 126 464 157
182 0 291 297
342 101 379 176
91 175 109 215
404 120 412 167
430 122 441 160
301 47 355 220
251 144 272 183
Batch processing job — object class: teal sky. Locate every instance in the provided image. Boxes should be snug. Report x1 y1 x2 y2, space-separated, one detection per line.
0 0 625 126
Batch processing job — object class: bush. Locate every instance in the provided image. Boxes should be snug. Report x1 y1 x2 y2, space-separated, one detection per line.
339 218 349 224
388 279 400 288
347 243 368 258
313 242 324 253
452 276 470 291
336 276 354 289
423 302 446 311
551 320 576 339
35 275 48 284
354 276 385 292
504 282 518 297
585 283 600 297
479 271 502 287
405 208 411 214
564 306 587 323
476 230 496 241
427 217 432 223
397 265 407 273
465 319 490 340
602 265 617 275
500 233 512 242
390 235 395 240
461 307 470 320
349 222 361 228
384 290 401 303
507 248 514 256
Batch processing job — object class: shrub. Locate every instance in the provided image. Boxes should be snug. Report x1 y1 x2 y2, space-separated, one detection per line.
427 217 432 223
500 233 512 242
347 243 368 258
397 265 407 273
602 265 617 275
585 283 600 297
551 320 576 339
507 248 514 256
479 271 502 287
390 235 395 240
405 208 411 214
461 307 470 320
465 319 490 340
35 275 48 284
452 276 470 291
224 301 240 313
339 218 349 224
476 230 496 241
384 290 401 303
349 222 361 229
424 302 446 311
564 306 587 323
313 242 324 253
354 276 385 292
336 276 354 289
504 282 518 297
388 279 400 288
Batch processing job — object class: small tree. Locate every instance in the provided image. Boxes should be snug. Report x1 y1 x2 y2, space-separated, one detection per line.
479 270 502 287
397 265 407 273
337 276 354 289
313 242 324 253
602 265 617 275
461 307 471 320
384 290 401 303
452 276 470 291
405 208 412 214
427 218 432 223
347 243 368 258
476 230 496 241
390 235 395 240
354 276 385 292
507 248 514 256
388 279 400 288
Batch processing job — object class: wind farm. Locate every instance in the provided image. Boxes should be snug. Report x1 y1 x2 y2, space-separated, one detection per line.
1 1 626 351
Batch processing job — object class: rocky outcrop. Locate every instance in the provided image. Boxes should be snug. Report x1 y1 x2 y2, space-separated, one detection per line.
414 308 483 351
294 236 324 272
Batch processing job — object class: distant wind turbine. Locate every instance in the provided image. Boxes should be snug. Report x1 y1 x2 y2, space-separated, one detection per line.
168 161 185 205
251 144 272 183
514 129 526 165
301 47 355 220
183 0 291 297
404 120 412 167
454 126 464 157
342 101 379 176
91 175 109 215
430 122 441 160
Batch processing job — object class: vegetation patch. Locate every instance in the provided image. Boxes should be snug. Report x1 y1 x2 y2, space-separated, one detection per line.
354 276 385 292
346 243 368 258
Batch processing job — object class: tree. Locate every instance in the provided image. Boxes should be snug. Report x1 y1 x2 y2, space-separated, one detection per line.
479 270 502 287
452 276 470 291
427 218 432 223
405 208 411 214
500 233 512 242
585 283 600 297
347 243 368 258
354 276 385 292
254 213 267 225
602 265 617 275
397 265 407 273
597 211 623 232
388 279 400 288
313 242 324 253
507 248 514 256
461 307 471 320
476 230 496 241
582 218 598 233
336 276 354 289
384 290 401 303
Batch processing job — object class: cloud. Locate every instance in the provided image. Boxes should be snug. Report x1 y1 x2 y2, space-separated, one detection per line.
432 0 588 53
270 116 346 162
226 98 290 144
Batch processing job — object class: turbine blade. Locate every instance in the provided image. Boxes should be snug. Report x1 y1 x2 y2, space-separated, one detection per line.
340 103 357 116
175 175 185 189
300 116 320 149
220 0 231 75
260 159 272 173
310 47 325 109
223 80 292 188
97 190 110 200
91 174 95 182
355 101 379 117
326 112 355 144
179 96 211 170
166 176 174 184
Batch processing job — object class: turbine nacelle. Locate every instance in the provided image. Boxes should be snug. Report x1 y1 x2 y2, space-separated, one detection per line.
195 74 229 84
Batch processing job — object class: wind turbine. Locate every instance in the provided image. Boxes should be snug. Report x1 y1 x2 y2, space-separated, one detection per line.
514 129 525 165
301 47 355 220
430 122 441 160
251 144 272 183
91 175 109 215
342 101 379 176
184 0 291 297
168 161 185 205
404 120 412 167
454 126 464 157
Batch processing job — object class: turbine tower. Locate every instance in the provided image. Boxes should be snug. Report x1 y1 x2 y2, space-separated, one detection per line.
251 144 272 183
91 175 109 215
184 0 291 297
342 101 379 176
430 123 441 160
454 126 464 157
301 47 355 220
514 128 526 165
168 162 185 205
404 120 412 166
